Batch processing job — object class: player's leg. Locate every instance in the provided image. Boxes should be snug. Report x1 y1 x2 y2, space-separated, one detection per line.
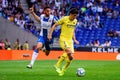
59 41 74 76
59 49 73 76
27 36 44 69
55 53 67 68
54 40 67 74
43 41 51 56
27 42 43 68
54 53 67 73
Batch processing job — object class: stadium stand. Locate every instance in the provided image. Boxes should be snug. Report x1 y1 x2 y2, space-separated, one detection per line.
0 17 38 49
1 0 120 49
72 0 120 48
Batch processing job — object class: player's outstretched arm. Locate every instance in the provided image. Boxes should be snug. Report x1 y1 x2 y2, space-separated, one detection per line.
30 7 40 22
48 23 58 40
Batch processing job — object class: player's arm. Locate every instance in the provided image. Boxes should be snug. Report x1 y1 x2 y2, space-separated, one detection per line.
73 28 79 44
48 23 59 40
30 7 40 22
48 16 64 40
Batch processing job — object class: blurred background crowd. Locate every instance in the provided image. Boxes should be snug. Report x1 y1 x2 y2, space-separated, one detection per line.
0 0 120 50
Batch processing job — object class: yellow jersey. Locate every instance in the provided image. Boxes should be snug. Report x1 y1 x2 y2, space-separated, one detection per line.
57 16 77 41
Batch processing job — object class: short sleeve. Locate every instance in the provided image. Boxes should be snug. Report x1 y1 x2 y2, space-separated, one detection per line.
56 17 65 25
53 16 58 23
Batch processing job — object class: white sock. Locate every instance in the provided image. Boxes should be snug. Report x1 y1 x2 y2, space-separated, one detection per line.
30 51 38 66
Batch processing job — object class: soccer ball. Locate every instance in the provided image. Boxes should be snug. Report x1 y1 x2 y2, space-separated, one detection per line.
76 68 85 77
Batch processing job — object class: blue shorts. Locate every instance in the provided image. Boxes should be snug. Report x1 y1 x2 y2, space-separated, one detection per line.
37 36 45 44
37 36 53 51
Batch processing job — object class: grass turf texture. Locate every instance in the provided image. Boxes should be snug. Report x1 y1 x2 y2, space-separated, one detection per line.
0 60 120 80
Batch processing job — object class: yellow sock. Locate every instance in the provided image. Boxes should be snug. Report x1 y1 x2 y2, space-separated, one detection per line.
56 53 67 68
62 58 72 72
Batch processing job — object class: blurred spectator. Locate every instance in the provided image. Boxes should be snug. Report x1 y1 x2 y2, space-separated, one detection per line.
93 39 100 47
107 29 120 37
55 0 61 11
114 30 119 37
0 39 5 50
100 0 105 3
38 3 44 15
27 0 36 8
107 29 114 37
15 3 24 14
113 0 120 8
4 38 11 50
86 41 93 46
0 4 2 17
94 13 100 28
79 5 86 18
97 3 103 15
13 38 21 50
23 41 29 50
86 0 93 8
112 10 119 19
2 0 8 9
115 30 120 37
7 45 11 50
32 45 36 50
102 5 109 16
18 15 25 29
94 18 100 28
20 45 23 50
82 19 88 28
81 5 87 13
9 14 14 22
91 3 97 15
106 8 113 18
101 40 111 47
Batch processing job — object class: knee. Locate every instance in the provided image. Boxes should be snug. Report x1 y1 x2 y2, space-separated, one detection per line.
36 47 41 51
67 53 73 60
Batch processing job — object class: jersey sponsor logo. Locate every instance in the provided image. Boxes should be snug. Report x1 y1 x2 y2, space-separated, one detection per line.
66 21 76 28
67 24 75 28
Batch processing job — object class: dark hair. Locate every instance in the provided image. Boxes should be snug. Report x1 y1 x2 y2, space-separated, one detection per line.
70 8 78 14
44 6 50 10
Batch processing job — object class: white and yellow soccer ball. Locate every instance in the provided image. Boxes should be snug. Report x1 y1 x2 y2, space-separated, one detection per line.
76 68 85 77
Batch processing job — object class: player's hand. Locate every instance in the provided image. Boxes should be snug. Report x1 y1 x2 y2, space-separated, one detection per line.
48 35 52 41
74 39 79 44
30 7 34 13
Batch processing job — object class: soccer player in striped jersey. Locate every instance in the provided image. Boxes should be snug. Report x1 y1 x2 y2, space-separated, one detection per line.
48 8 79 76
27 6 58 69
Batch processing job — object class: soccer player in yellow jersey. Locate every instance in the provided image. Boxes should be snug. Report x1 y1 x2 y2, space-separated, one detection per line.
48 8 79 76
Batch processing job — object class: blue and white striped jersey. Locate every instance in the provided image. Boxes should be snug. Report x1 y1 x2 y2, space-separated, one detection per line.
39 14 58 36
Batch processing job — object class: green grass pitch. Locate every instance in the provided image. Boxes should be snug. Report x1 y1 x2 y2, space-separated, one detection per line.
0 60 120 80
